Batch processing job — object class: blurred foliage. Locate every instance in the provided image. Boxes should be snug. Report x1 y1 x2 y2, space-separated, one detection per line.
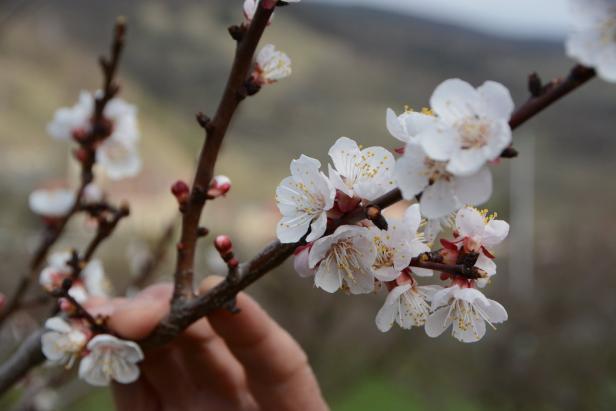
1 0 616 410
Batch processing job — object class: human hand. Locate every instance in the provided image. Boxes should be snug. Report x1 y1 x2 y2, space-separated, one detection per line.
88 277 328 411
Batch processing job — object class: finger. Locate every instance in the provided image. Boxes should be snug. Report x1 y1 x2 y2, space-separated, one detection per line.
106 283 173 340
199 276 327 411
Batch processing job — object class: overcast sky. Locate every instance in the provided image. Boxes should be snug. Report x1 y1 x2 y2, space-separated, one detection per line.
315 0 571 40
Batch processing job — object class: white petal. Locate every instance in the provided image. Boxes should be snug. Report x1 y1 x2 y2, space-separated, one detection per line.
477 81 514 120
394 144 430 200
446 148 487 177
430 78 482 124
455 207 485 238
293 247 315 278
452 307 486 343
479 299 508 324
328 164 352 197
314 264 342 293
596 47 616 83
417 122 458 162
403 204 422 236
79 354 110 387
454 166 492 206
306 212 328 242
475 253 497 277
111 359 141 384
420 180 459 219
354 146 395 201
386 108 408 142
425 307 452 338
96 139 142 181
403 112 439 137
41 332 67 362
328 136 361 180
44 317 71 333
276 214 311 243
375 301 397 332
483 219 510 247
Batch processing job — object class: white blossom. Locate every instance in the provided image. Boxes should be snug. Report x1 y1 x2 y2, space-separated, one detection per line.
255 44 292 84
96 137 142 181
46 91 141 180
29 188 75 218
41 317 87 368
454 207 510 284
425 284 507 343
276 155 335 243
78 334 144 386
308 225 376 294
395 142 492 219
327 137 396 201
566 0 616 82
46 91 93 141
376 283 441 332
413 79 514 177
370 204 432 281
39 252 112 303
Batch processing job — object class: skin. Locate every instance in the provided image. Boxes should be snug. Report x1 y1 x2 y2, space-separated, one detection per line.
87 277 329 411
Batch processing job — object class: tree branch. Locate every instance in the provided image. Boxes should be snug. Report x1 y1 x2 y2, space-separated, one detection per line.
171 3 276 301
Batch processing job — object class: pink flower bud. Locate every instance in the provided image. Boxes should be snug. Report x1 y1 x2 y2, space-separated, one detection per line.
214 235 233 254
293 245 315 278
171 180 190 203
208 175 231 198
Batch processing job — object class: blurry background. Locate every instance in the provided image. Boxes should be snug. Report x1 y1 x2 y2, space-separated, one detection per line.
1 0 615 410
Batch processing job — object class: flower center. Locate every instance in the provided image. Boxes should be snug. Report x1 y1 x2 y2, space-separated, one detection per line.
372 236 394 270
457 118 490 150
324 238 367 281
423 158 452 184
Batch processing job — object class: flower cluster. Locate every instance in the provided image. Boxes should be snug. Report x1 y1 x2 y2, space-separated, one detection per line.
276 79 513 342
47 90 142 180
41 317 144 386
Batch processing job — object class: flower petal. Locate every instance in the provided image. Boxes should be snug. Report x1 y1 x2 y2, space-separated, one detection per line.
430 78 482 124
454 166 492 206
425 307 452 338
420 180 459 219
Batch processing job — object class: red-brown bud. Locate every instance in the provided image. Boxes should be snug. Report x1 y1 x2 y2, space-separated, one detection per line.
208 175 231 198
171 180 190 204
214 235 233 254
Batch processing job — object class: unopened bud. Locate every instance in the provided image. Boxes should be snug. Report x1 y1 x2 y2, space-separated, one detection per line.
208 175 231 198
171 180 190 204
0 293 5 312
214 235 233 255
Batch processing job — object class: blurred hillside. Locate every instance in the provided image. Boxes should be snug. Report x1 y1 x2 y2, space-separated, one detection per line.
1 1 616 410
